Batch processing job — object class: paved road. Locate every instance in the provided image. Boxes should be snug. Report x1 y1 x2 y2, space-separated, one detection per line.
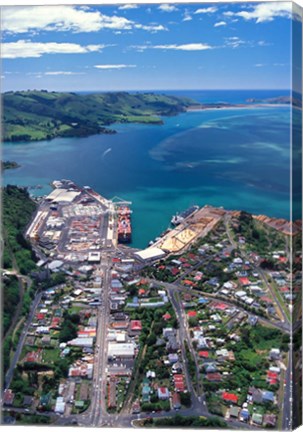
169 290 207 411
148 278 290 334
282 350 292 430
4 291 42 389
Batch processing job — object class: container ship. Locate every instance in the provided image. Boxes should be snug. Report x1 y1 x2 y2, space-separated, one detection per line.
117 206 132 243
171 205 199 226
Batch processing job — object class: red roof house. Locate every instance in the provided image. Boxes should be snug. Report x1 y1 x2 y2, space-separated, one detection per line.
206 373 222 382
239 277 250 286
171 268 180 276
187 311 197 318
198 351 209 358
130 320 142 332
222 392 239 404
163 313 172 321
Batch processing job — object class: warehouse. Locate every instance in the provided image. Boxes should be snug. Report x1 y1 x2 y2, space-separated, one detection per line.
108 342 135 359
134 247 166 263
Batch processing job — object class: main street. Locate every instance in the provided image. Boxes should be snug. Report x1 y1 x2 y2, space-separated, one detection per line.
169 290 208 413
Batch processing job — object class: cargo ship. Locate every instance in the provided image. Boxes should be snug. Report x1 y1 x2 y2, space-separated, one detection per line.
171 205 199 226
117 206 132 243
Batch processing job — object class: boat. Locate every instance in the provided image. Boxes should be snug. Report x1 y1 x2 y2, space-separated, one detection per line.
117 206 132 243
171 205 199 226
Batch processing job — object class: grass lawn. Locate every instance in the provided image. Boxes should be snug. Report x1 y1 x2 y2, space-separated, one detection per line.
42 348 61 364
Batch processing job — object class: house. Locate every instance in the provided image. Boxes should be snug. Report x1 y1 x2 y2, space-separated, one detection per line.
168 353 179 364
158 387 170 400
247 387 263 404
229 406 240 418
263 414 277 427
239 277 250 286
23 395 33 407
146 370 156 379
166 335 179 353
132 401 141 414
187 310 197 318
172 392 181 410
39 393 52 407
239 409 250 422
222 392 238 404
3 389 15 406
198 297 208 304
196 336 208 349
248 316 258 326
262 390 275 404
130 320 142 332
252 413 263 425
204 363 217 373
206 372 222 382
269 348 281 361
163 327 174 339
162 313 172 321
198 351 209 359
267 371 279 385
173 374 185 392
172 362 183 374
54 397 65 414
171 268 180 276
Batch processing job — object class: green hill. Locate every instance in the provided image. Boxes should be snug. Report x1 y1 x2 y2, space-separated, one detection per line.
3 90 195 142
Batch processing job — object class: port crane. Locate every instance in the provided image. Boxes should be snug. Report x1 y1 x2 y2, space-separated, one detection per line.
110 196 132 211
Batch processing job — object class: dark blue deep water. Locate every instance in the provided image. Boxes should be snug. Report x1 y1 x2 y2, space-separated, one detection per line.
3 90 291 248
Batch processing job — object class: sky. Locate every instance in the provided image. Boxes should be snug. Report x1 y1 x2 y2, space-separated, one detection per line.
0 2 297 91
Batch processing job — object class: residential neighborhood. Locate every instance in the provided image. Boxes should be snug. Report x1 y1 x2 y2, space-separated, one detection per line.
2 181 300 431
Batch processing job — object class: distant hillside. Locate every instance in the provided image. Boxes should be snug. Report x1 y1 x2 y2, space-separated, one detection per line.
3 90 195 142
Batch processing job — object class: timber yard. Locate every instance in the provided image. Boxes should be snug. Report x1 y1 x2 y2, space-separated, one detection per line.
2 180 301 430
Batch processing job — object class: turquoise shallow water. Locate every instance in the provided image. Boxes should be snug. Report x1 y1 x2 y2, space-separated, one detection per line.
3 92 291 249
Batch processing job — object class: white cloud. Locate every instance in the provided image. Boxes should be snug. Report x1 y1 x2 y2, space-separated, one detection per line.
2 40 105 58
223 36 267 49
223 11 234 17
158 4 178 12
45 71 86 75
94 64 136 69
133 43 213 51
2 5 166 34
254 63 265 67
224 36 246 49
194 7 218 14
135 23 167 32
214 21 226 27
224 2 292 23
183 10 192 22
118 4 138 10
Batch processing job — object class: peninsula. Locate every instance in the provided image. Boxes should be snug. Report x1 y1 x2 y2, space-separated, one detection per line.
3 90 294 143
3 90 195 142
1 160 20 171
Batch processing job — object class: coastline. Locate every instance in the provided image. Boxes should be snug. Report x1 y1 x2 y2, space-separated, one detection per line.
186 103 290 112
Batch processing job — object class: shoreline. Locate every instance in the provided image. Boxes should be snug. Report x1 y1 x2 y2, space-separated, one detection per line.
186 103 290 112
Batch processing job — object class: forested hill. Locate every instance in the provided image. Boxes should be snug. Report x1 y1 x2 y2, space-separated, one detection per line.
2 185 37 273
3 90 195 142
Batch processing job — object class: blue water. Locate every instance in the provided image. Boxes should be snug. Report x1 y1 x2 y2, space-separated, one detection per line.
2 90 291 248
